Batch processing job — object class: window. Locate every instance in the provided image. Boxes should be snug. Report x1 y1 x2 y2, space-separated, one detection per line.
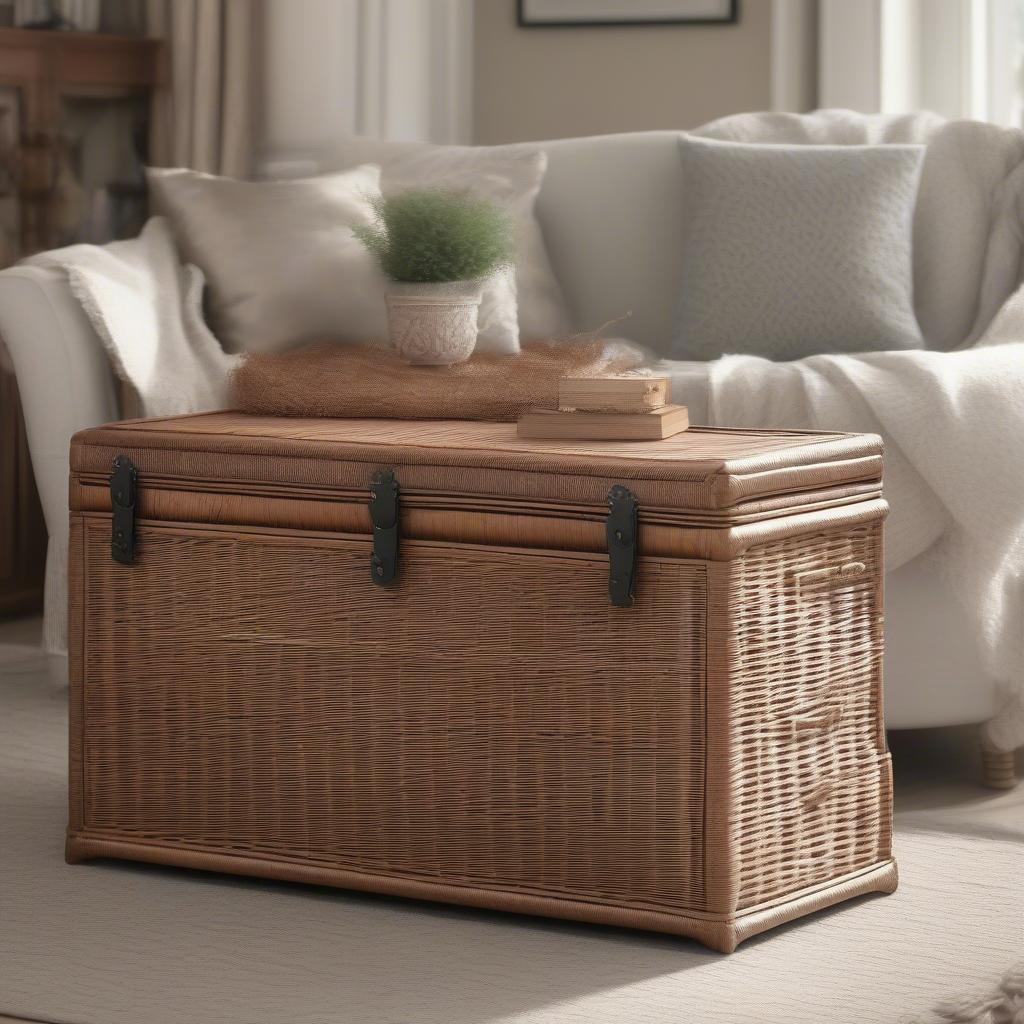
819 0 1024 124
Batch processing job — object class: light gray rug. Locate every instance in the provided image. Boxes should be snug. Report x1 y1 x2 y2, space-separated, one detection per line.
1 634 1021 1024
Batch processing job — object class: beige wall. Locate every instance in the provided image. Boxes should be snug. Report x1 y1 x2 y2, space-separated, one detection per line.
473 0 774 144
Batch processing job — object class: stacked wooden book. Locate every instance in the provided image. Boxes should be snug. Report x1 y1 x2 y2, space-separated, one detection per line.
517 376 689 440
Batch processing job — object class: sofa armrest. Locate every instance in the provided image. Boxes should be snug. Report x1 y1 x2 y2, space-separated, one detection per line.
0 264 119 652
0 264 119 535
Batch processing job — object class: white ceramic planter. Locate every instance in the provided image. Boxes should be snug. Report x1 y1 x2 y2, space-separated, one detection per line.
385 281 483 366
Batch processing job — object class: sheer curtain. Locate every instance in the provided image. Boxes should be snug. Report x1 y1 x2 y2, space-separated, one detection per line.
145 0 261 178
819 0 1024 125
258 0 473 179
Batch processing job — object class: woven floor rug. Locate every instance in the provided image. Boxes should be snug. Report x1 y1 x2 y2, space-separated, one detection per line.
1 633 1021 1024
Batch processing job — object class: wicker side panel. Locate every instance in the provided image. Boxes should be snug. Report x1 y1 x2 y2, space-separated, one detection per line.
78 521 709 914
68 516 86 834
726 521 890 911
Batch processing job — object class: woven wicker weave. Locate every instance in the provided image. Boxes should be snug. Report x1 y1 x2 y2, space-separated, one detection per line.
67 413 896 952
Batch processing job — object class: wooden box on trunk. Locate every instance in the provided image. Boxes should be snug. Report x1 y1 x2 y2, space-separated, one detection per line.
67 413 896 952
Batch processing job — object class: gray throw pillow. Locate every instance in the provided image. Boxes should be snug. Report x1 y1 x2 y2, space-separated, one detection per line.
672 135 926 361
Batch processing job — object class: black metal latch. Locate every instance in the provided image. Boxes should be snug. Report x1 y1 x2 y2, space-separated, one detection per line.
369 468 400 586
606 484 638 607
110 455 138 565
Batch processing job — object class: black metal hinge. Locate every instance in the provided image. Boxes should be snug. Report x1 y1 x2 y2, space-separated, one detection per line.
369 468 400 586
606 484 638 607
110 455 138 565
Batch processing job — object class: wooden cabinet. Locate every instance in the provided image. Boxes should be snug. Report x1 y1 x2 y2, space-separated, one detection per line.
0 27 161 617
0 369 46 614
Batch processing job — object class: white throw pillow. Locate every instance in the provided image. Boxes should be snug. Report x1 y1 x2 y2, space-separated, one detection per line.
147 164 392 355
320 137 571 347
672 135 926 361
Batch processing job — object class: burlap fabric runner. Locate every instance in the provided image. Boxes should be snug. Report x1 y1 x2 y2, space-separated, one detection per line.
230 340 648 421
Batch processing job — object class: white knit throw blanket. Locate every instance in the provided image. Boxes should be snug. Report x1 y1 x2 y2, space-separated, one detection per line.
30 217 238 417
686 327 1024 753
27 218 238 653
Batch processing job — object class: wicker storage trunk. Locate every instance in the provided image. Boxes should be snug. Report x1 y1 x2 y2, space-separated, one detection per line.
67 413 896 952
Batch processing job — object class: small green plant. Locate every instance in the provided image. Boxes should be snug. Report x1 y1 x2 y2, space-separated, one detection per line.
355 188 513 284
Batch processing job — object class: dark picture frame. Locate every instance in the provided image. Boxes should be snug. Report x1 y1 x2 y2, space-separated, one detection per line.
517 0 738 28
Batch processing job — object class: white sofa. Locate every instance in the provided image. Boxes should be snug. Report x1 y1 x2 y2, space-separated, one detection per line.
0 126 1007 771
